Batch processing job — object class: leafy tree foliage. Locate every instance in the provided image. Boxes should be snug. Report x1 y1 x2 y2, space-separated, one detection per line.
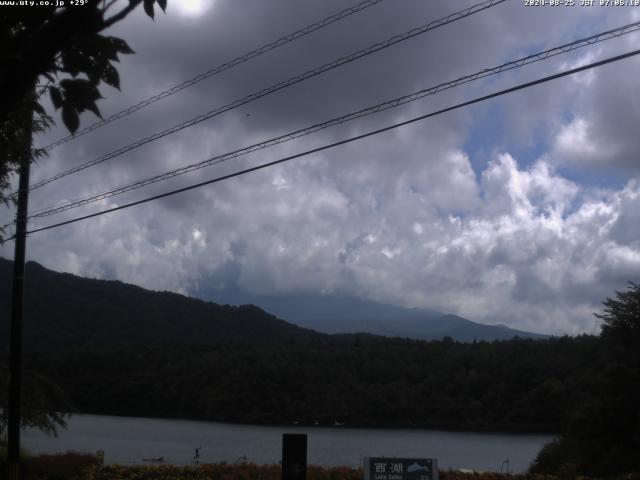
0 0 166 129
596 282 640 446
0 0 167 213
532 283 640 476
0 363 72 439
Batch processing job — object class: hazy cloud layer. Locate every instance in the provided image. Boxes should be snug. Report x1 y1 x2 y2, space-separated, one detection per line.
2 0 640 335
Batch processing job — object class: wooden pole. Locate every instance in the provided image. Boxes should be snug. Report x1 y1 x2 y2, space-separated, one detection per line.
7 99 33 480
282 433 307 480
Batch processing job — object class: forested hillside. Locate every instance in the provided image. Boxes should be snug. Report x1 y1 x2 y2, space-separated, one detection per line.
28 335 600 433
0 258 603 433
0 259 320 353
0 259 545 345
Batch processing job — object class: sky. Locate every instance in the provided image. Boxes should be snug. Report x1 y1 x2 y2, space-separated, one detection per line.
2 0 640 335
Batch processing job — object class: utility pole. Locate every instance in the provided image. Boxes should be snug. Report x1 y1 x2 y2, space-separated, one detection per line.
7 98 33 480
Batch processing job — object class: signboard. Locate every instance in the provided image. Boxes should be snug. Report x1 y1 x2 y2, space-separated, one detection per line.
364 457 438 480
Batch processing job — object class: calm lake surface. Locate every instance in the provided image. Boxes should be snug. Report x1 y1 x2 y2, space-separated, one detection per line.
23 414 554 473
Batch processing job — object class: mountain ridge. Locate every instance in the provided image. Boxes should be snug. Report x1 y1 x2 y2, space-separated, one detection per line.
0 258 322 353
0 258 547 350
198 286 548 341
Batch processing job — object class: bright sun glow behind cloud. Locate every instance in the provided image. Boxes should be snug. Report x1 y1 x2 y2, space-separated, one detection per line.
173 0 212 17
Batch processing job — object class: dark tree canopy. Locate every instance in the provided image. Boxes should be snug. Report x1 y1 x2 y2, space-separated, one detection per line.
595 282 640 446
0 0 167 212
597 281 640 345
0 363 72 438
532 282 640 476
0 0 166 129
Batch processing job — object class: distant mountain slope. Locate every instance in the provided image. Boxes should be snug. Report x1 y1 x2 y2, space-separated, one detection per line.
0 258 322 353
199 287 548 341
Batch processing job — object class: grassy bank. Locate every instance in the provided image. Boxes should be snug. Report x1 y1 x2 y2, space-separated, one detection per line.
4 454 640 480
79 464 640 480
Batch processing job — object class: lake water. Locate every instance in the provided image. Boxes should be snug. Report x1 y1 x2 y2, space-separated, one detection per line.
23 414 554 473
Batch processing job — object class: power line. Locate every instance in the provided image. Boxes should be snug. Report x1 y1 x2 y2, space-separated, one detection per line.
11 48 639 240
27 20 640 219
40 0 389 151
26 0 508 192
0 223 15 240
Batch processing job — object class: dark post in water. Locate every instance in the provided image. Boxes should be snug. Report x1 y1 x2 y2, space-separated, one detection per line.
282 433 307 480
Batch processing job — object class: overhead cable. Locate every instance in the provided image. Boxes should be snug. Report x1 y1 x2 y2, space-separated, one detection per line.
10 48 638 240
41 0 389 151
27 0 508 192
28 20 640 219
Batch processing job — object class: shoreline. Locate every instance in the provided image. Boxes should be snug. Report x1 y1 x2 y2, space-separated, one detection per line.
61 411 559 436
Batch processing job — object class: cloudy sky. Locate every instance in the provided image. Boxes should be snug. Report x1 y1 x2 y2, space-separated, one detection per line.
2 0 640 335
